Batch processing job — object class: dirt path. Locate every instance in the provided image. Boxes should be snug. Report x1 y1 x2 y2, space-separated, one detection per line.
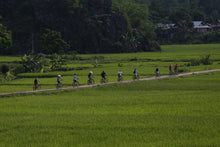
1 69 220 96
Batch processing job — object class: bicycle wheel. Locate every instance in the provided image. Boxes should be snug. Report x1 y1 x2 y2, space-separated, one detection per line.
105 78 108 83
37 85 40 90
73 81 78 87
101 78 106 83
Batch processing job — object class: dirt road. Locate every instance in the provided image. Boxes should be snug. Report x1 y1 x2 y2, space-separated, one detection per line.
1 69 220 96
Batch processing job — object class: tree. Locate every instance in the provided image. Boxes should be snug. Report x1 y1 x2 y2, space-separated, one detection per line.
49 53 66 71
112 0 157 51
21 54 46 72
0 15 12 53
170 8 193 43
40 29 70 54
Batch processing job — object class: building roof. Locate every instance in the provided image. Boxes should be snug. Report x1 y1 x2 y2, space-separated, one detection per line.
193 21 211 29
156 23 175 30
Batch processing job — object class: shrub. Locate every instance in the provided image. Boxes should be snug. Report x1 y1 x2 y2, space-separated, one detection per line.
190 58 200 66
189 55 213 66
13 65 26 75
200 54 213 65
118 63 123 67
178 67 190 73
1 64 9 74
5 71 16 81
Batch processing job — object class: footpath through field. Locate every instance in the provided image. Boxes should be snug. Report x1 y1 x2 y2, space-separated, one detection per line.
1 69 220 96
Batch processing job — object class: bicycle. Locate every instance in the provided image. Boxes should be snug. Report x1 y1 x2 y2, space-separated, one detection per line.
169 70 173 75
118 76 123 82
88 79 95 85
56 82 63 89
174 69 178 75
72 80 79 87
33 83 41 91
155 72 160 77
100 77 108 83
133 74 139 80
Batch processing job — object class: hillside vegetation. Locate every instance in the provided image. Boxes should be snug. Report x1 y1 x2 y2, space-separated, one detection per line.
1 0 220 55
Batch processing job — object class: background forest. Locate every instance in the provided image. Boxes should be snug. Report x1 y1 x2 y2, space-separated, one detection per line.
0 0 220 55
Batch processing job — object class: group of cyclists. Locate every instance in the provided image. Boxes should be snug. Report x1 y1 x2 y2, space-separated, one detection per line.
169 64 178 75
33 64 178 90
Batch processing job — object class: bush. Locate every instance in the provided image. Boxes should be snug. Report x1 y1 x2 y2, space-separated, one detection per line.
188 55 213 66
190 58 200 66
1 64 9 74
13 65 26 75
200 54 213 65
118 63 123 67
5 71 16 81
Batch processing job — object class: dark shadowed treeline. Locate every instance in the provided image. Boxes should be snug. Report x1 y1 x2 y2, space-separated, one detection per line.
0 0 220 55
0 0 158 55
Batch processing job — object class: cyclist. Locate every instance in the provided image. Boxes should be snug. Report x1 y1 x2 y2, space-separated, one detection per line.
155 67 160 77
101 71 106 82
88 71 94 83
133 68 138 79
34 77 40 89
118 70 123 81
174 64 178 74
57 75 63 85
169 64 172 75
73 73 78 83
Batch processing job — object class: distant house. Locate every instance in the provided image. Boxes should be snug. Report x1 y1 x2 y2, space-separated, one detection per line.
210 20 220 31
156 21 213 37
193 21 211 35
156 23 175 39
156 23 175 30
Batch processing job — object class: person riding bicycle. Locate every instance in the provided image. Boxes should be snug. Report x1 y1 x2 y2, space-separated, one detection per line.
34 77 40 88
88 71 93 82
101 71 106 80
133 68 138 77
118 70 123 80
155 67 160 77
174 64 178 74
169 64 172 75
73 73 77 82
57 75 62 84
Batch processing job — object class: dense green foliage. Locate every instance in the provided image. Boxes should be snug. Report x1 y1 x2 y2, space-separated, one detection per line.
0 72 219 146
0 0 159 55
40 29 70 54
1 0 219 55
148 0 220 44
0 64 9 74
0 16 12 53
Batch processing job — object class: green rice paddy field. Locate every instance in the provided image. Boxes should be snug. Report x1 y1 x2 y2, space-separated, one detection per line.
0 44 220 146
0 72 219 146
1 44 220 93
